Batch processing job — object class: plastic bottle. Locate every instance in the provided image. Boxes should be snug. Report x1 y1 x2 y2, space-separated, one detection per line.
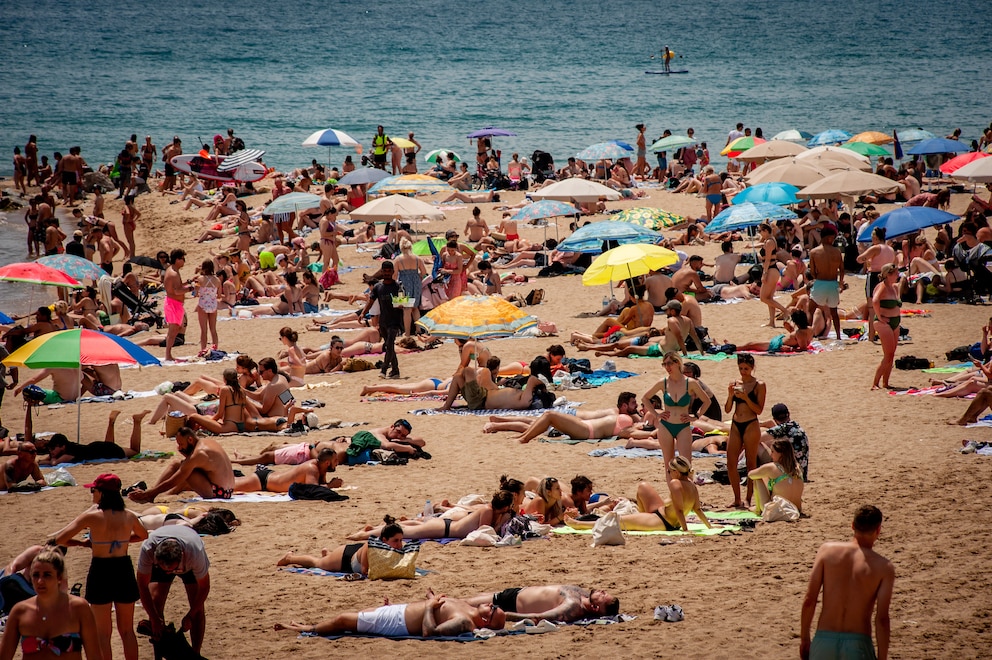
602 296 609 310
423 499 433 519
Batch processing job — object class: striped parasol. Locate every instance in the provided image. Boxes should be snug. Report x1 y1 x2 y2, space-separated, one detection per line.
368 174 453 195
416 295 538 339
0 262 83 288
612 207 684 230
510 200 581 222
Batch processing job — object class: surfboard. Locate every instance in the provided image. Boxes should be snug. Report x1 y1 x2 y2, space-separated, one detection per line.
645 70 689 75
170 153 267 182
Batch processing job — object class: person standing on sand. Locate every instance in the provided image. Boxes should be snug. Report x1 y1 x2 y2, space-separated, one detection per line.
808 223 845 340
160 136 182 193
361 261 402 379
164 249 187 362
371 125 391 171
634 124 648 177
801 505 894 660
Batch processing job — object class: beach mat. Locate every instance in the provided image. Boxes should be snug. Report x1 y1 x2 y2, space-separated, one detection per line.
412 406 576 417
362 393 446 403
539 436 617 445
279 566 431 579
553 523 739 537
304 630 510 643
578 370 639 387
923 363 972 374
587 447 720 459
180 493 293 503
630 352 734 362
50 450 174 468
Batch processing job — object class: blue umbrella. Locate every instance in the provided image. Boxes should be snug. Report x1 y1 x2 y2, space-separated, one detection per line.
907 138 971 156
263 192 322 215
510 200 581 222
807 130 853 147
896 129 937 144
302 129 359 147
576 142 634 161
557 220 664 254
466 127 517 138
37 254 107 281
856 207 959 242
707 202 798 233
337 167 391 186
0 311 14 324
731 183 800 206
611 140 635 151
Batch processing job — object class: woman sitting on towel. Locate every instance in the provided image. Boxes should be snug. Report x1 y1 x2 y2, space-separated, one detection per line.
566 457 714 533
277 520 403 576
346 491 515 541
522 476 566 526
148 369 256 434
746 439 804 515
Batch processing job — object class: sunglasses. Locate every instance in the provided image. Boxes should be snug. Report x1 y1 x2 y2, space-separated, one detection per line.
20 449 37 455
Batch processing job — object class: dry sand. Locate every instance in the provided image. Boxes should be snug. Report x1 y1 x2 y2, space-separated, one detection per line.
1 176 990 659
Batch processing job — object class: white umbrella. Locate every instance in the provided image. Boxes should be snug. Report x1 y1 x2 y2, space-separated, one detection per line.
745 159 831 187
530 178 622 203
797 146 870 168
951 157 992 183
737 140 807 162
302 128 361 171
771 129 813 143
797 171 901 199
349 194 446 222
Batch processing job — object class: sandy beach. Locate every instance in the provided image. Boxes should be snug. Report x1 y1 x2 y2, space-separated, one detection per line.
1 176 990 659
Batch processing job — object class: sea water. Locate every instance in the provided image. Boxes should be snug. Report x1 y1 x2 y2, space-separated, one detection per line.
0 0 990 312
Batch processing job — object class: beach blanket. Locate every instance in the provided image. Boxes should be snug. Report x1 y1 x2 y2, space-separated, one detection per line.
180 493 293 503
362 393 446 403
539 436 617 445
577 370 638 387
48 450 174 469
964 414 992 429
304 631 495 643
553 523 739 537
1 486 58 496
587 447 723 459
923 363 972 374
279 566 431 579
887 385 971 397
630 352 733 362
412 405 577 417
220 307 358 323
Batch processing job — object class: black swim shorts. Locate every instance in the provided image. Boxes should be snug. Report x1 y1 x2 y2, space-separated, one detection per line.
86 556 140 604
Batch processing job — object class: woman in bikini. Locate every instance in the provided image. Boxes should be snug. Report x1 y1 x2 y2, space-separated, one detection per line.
278 522 404 576
299 270 321 314
565 457 713 533
318 208 339 276
702 166 723 221
0 548 101 660
871 263 901 391
195 259 220 357
360 377 452 397
724 353 766 509
50 473 147 660
639 352 711 466
346 491 515 541
234 200 252 255
522 477 567 526
148 369 251 434
856 226 897 341
757 223 789 328
747 439 804 515
278 327 307 387
182 355 260 396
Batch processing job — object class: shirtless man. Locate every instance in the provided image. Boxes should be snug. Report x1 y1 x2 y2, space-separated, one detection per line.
25 135 39 186
15 368 81 404
275 589 506 638
43 218 65 256
671 255 712 301
233 449 342 493
568 291 654 344
59 147 84 206
808 224 845 340
128 427 235 502
81 364 123 397
463 585 619 623
90 226 120 274
0 442 47 491
439 363 544 412
643 270 675 309
801 505 894 660
663 287 703 330
464 207 490 242
163 249 187 361
713 241 743 284
160 137 182 193
246 357 293 419
593 300 691 358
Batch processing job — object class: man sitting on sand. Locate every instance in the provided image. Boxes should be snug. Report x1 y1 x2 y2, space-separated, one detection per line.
41 410 150 464
568 290 655 345
14 367 80 404
438 359 547 411
671 255 712 301
588 300 692 358
233 448 342 493
275 589 506 638
0 441 47 491
277 519 404 576
461 585 619 623
128 427 235 502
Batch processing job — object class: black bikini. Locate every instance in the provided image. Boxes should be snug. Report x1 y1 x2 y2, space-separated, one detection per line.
654 510 679 531
731 385 760 436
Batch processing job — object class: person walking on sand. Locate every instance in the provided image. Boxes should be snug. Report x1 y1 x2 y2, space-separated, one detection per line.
801 505 894 660
163 249 187 362
361 261 402 379
808 223 845 340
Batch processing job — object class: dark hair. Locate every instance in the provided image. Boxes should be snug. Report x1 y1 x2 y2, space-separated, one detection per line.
737 353 755 367
617 391 637 407
529 355 552 382
154 539 184 566
603 597 620 616
491 490 514 510
546 344 566 357
192 512 233 536
200 259 214 276
478 260 492 271
486 356 502 373
498 475 525 494
393 418 412 432
169 249 185 264
223 368 243 403
853 505 883 533
206 507 239 525
47 433 68 449
381 521 403 540
235 355 256 371
284 271 298 287
96 488 126 511
570 475 592 496
279 327 299 343
664 286 678 301
790 309 809 329
683 362 701 378
258 357 277 374
721 240 733 253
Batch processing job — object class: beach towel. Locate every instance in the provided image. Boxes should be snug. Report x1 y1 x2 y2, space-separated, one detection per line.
539 436 617 445
887 385 969 397
553 523 739 537
361 393 446 403
412 406 576 417
303 630 493 643
1 486 57 496
279 566 431 579
587 447 724 459
923 363 972 374
630 352 734 362
46 450 174 469
964 414 992 429
579 370 639 387
180 493 293 503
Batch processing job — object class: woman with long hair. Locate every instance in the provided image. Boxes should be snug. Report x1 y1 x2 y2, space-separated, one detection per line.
346 491 514 541
278 327 306 387
724 354 766 508
640 352 711 467
871 263 901 390
758 223 789 327
522 477 566 526
748 439 804 514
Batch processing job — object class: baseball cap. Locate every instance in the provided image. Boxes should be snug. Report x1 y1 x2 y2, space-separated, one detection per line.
84 473 122 491
820 222 837 236
771 403 789 420
662 300 682 312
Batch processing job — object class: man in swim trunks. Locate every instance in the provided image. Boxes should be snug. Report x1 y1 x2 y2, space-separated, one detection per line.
0 442 47 491
128 427 234 503
439 364 546 412
275 588 506 638
163 249 187 362
462 585 619 623
371 125 392 170
14 367 80 404
801 505 893 660
233 448 342 493
137 525 212 653
808 223 845 340
331 420 426 465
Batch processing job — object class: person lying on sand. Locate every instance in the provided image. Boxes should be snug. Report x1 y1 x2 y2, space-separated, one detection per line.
461 585 619 623
734 310 814 354
274 588 506 638
41 410 150 464
277 520 403 576
233 449 342 493
566 457 714 533
346 492 514 541
438 360 549 411
136 506 239 534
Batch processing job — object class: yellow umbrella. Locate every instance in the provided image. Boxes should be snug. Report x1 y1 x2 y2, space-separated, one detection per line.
847 131 894 145
391 137 417 149
582 244 678 286
415 295 538 339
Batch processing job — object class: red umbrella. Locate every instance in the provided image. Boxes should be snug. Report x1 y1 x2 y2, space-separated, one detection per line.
0 262 83 288
940 151 990 175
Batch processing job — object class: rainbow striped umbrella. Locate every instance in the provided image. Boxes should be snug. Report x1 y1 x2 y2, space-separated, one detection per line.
37 254 107 281
416 295 537 339
0 262 82 288
721 136 765 158
613 207 684 230
368 174 453 194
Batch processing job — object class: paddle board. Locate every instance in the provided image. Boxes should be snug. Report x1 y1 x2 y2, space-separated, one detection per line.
170 154 267 182
645 70 689 75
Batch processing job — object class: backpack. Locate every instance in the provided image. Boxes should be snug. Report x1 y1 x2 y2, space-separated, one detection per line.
0 572 35 615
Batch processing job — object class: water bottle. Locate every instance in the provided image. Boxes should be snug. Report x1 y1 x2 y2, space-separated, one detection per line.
423 499 433 519
602 296 609 311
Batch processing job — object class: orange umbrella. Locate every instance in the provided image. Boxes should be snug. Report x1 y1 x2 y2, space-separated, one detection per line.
847 131 894 145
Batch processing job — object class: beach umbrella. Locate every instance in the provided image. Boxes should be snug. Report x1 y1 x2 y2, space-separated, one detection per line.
613 207 684 230
368 174 453 195
856 207 959 243
772 129 814 143
37 255 106 282
907 138 970 156
416 295 537 339
721 136 766 158
411 237 475 257
796 149 871 172
847 131 894 145
263 192 322 216
510 200 581 223
582 244 678 286
349 194 446 222
745 159 831 187
896 129 937 144
576 142 633 161
302 128 360 148
736 140 807 162
530 179 621 203
390 137 417 150
648 135 696 153
799 146 871 163
558 220 665 254
731 183 800 206
3 329 160 441
0 311 15 324
707 202 798 234
466 127 517 139
337 167 391 187
797 171 901 199
807 130 853 147
611 140 635 151
950 157 992 183
424 149 462 164
0 263 82 288
939 152 990 175
840 142 891 157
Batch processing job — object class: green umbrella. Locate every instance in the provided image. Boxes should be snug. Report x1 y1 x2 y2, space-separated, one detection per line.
840 142 891 157
411 238 477 256
648 135 696 152
613 207 684 231
424 149 462 163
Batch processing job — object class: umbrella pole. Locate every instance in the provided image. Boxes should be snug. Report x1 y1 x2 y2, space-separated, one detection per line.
76 364 82 442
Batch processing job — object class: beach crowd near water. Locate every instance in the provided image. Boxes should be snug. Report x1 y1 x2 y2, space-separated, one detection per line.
2 118 992 659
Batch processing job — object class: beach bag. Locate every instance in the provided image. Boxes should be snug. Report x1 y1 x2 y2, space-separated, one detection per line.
591 511 625 547
287 483 349 502
894 355 932 370
761 496 801 523
341 358 375 372
420 277 448 311
461 525 500 547
165 412 187 438
319 268 339 288
367 537 420 580
21 385 47 404
0 572 35 615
